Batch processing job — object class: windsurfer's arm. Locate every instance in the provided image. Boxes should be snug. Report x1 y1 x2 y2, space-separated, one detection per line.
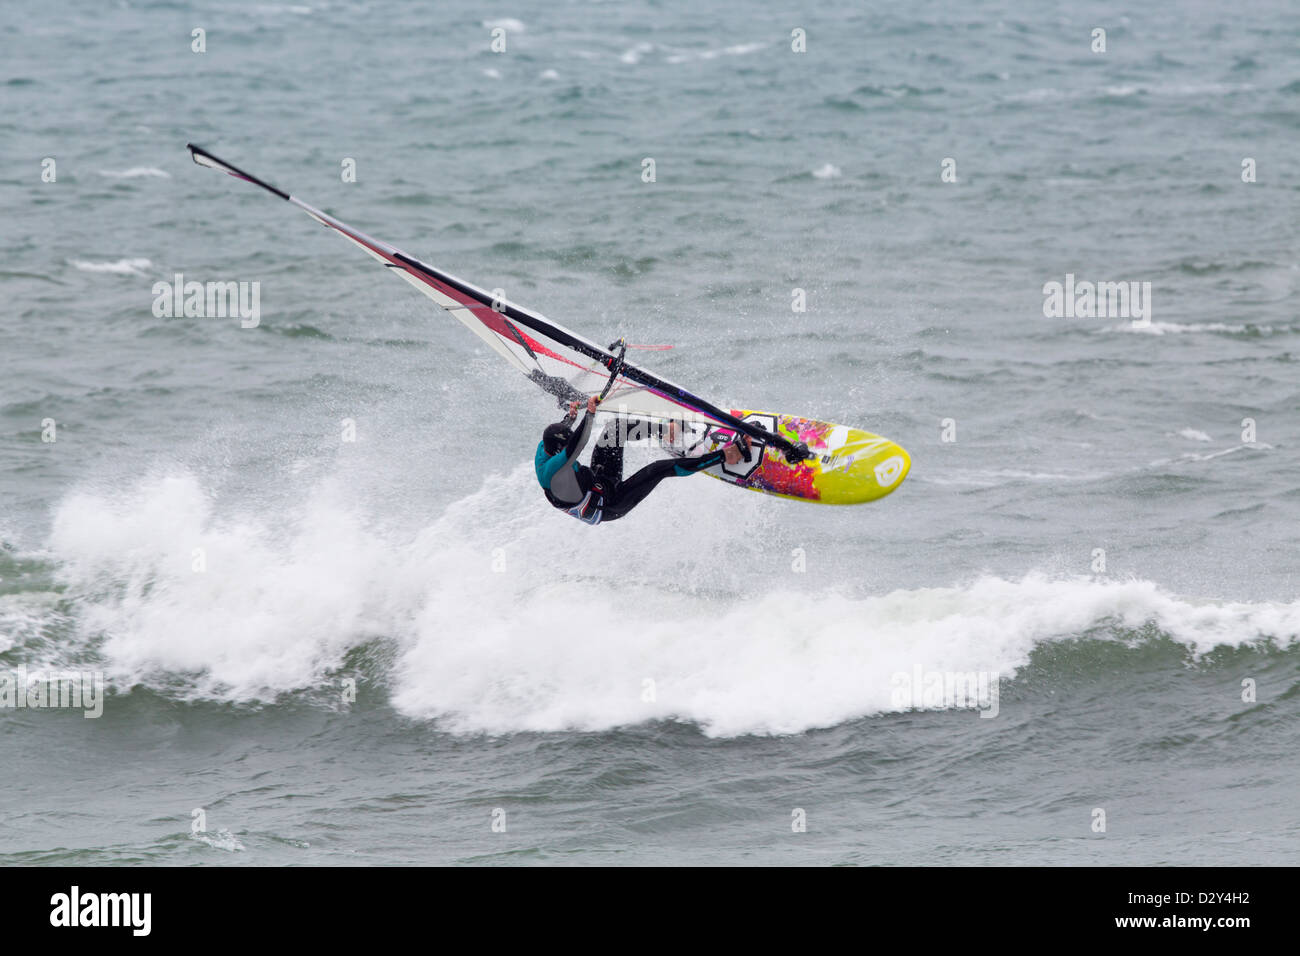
538 404 597 504
563 406 596 460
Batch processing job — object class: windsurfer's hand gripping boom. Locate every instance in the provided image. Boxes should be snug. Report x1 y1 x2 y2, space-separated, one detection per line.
564 395 599 422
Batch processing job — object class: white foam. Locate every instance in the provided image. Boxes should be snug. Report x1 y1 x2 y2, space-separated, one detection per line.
193 828 245 852
0 593 60 655
620 42 653 65
98 167 170 179
1177 428 1212 442
44 468 1300 737
67 257 152 276
1144 443 1269 471
1177 445 1254 462
921 469 1085 487
391 572 1300 737
482 18 525 33
1096 321 1278 335
665 42 767 64
812 163 842 180
1007 87 1061 103
49 473 399 700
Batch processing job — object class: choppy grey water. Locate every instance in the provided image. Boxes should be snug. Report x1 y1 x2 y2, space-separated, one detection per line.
1 0 1298 865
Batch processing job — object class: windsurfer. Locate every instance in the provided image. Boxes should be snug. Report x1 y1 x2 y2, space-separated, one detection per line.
534 397 748 525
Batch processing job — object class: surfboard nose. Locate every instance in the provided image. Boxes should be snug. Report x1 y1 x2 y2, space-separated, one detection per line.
872 443 911 496
813 433 910 504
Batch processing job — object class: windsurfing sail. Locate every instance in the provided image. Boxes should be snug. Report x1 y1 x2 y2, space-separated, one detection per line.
186 144 811 462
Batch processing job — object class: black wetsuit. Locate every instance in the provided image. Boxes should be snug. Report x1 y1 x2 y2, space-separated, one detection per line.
534 413 728 525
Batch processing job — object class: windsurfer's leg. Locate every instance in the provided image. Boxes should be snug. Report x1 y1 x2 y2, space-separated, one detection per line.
589 421 624 486
600 449 727 521
591 417 662 486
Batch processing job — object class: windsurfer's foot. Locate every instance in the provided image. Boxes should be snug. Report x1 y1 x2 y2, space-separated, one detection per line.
723 433 751 465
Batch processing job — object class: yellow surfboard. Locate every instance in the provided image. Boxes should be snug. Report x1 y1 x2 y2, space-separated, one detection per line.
672 410 911 505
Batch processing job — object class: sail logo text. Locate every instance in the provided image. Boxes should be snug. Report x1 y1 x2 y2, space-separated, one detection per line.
50 886 151 936
152 272 261 328
1042 273 1151 325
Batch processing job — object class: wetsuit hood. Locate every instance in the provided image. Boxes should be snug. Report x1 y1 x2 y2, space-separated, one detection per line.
542 422 572 457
